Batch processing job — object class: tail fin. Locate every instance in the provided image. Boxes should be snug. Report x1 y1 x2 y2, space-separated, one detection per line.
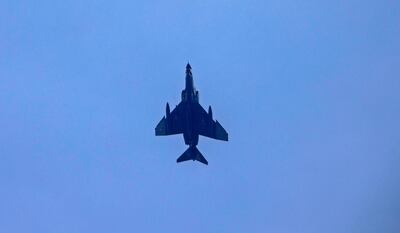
177 146 208 165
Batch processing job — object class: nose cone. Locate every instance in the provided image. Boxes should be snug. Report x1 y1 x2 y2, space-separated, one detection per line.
186 63 192 70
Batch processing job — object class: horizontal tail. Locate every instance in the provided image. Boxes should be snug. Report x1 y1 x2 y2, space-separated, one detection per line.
177 146 208 165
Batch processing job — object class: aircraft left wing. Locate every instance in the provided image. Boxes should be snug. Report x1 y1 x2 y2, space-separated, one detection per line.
194 103 228 141
155 103 185 136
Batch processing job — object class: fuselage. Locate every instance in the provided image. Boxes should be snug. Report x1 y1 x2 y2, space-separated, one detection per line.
182 64 200 146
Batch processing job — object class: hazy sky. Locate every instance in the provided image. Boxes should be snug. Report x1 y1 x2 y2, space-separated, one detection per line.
1 0 399 232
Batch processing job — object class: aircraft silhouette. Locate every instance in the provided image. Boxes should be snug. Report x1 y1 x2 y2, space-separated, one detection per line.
155 63 228 165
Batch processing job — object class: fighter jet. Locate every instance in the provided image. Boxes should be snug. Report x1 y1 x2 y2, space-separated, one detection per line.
155 63 228 165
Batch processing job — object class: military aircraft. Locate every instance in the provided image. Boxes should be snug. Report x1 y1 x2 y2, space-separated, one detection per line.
155 63 228 165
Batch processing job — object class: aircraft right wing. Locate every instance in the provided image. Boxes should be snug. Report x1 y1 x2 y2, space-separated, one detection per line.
155 102 185 136
194 103 228 141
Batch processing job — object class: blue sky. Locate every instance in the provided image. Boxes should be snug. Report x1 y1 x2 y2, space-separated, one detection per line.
0 0 399 232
